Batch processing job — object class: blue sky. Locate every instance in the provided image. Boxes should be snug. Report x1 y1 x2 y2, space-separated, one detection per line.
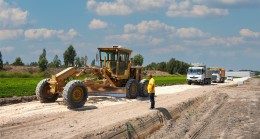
0 0 259 71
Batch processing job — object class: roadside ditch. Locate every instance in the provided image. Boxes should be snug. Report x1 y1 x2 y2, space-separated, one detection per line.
72 92 228 139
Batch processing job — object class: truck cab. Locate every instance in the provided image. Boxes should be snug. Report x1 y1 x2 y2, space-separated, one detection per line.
209 68 225 83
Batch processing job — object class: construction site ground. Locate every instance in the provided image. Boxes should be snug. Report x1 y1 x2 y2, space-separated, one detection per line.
1 77 259 139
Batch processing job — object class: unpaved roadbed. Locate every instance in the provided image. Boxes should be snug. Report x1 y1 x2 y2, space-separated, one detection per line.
1 78 256 139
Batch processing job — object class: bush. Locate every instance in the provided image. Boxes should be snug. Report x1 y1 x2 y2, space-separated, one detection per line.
0 71 45 78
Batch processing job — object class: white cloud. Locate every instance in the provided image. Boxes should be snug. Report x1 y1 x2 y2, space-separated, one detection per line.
240 29 259 38
89 19 108 30
176 27 209 38
124 24 136 33
150 44 189 54
108 20 176 45
87 0 132 16
125 20 207 39
150 38 164 45
86 0 233 18
193 0 260 6
124 20 175 34
129 0 167 11
0 29 23 40
167 0 228 17
107 20 211 48
24 28 78 41
216 0 260 5
0 0 28 28
58 28 78 41
67 28 78 37
87 0 97 10
106 33 147 42
218 0 236 4
107 33 164 46
24 28 63 39
0 46 15 53
184 36 244 47
86 0 260 17
172 45 189 51
191 5 228 16
86 0 168 16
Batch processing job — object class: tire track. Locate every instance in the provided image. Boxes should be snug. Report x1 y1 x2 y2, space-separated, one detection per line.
189 94 228 139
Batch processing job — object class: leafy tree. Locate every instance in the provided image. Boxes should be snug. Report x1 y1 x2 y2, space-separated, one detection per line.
133 54 144 66
157 62 167 72
145 58 190 74
38 49 48 71
145 62 157 70
91 59 95 66
166 58 176 74
74 57 82 67
179 62 190 74
63 45 77 67
5 61 9 65
49 55 61 68
0 51 3 70
12 57 24 66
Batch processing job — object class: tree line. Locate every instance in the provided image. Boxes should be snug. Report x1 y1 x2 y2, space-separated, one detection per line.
0 45 145 72
129 54 190 75
0 48 190 74
145 58 191 75
0 45 86 71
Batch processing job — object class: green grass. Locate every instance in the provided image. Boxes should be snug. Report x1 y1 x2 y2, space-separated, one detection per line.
153 75 186 86
0 78 44 98
0 75 187 98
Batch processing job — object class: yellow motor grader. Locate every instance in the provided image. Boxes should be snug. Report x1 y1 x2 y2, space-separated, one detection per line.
35 46 148 109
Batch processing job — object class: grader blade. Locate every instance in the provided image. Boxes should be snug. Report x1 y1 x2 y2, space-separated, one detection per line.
87 86 126 95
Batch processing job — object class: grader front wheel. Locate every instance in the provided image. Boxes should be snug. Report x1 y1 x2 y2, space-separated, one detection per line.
126 79 139 99
36 78 59 103
63 80 88 109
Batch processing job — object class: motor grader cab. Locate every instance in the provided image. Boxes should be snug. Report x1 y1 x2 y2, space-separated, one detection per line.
35 46 148 109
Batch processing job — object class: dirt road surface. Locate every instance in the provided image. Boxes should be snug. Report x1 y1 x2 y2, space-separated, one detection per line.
148 78 260 139
1 77 259 139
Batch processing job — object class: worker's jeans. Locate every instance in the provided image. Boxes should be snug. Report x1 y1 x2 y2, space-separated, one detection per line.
149 93 155 109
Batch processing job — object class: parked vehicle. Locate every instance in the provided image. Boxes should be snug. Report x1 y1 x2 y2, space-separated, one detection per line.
187 63 212 85
227 76 233 81
209 67 225 83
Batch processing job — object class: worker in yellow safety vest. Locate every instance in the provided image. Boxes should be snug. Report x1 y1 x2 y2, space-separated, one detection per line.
147 74 155 109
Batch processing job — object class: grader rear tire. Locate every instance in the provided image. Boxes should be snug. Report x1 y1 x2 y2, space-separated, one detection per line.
139 79 149 97
36 78 59 103
63 80 88 109
126 79 139 99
